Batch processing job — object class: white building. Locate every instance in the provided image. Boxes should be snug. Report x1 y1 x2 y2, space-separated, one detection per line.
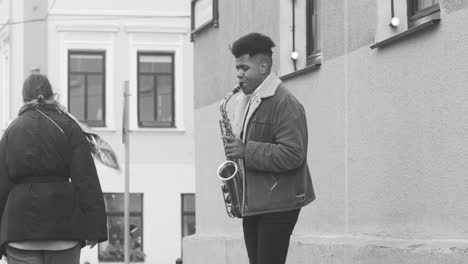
0 1 195 263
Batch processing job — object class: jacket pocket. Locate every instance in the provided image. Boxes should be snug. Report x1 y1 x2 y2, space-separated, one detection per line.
264 174 279 191
247 120 273 142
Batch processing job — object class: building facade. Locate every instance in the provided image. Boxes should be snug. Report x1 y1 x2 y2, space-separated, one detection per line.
0 0 195 263
184 0 468 263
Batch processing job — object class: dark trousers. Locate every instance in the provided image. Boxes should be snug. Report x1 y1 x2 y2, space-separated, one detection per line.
5 245 81 264
242 208 300 264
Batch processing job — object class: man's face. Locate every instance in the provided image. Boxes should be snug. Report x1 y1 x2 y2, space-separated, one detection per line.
235 54 265 95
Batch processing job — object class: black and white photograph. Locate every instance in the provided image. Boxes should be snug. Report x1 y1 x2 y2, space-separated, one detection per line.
0 0 467 264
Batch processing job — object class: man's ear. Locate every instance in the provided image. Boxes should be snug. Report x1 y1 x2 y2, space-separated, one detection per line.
259 62 268 75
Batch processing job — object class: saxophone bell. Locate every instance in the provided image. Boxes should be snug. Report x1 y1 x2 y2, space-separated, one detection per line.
217 160 238 181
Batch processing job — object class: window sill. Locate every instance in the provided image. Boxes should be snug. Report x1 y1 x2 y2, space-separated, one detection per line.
280 63 321 81
90 127 117 133
409 4 440 22
370 16 440 49
129 127 186 134
190 20 214 42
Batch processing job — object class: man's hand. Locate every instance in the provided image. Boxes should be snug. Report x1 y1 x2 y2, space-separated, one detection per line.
223 135 246 159
86 240 98 249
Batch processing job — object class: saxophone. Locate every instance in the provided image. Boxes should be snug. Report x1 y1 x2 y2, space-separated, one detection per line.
217 85 243 218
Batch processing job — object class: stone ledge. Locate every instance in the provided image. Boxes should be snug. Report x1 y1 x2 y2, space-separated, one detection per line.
183 234 468 264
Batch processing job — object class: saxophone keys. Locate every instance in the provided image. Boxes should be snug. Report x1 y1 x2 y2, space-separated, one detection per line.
225 193 232 204
221 183 229 193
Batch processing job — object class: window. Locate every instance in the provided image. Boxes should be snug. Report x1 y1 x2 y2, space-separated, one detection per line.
68 51 106 127
190 0 219 41
280 0 321 79
181 193 195 239
306 0 321 66
407 0 440 28
98 193 145 262
137 52 175 128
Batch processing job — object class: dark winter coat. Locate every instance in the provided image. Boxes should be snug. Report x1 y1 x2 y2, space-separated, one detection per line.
0 104 108 256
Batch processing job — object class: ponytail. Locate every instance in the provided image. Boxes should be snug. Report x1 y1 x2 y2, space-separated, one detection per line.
37 94 46 105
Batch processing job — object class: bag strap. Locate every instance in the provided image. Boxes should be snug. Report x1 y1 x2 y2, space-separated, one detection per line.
33 108 71 169
34 108 65 134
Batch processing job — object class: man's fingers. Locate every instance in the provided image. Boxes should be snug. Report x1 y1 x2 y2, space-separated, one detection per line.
225 147 240 156
223 136 239 143
226 142 238 147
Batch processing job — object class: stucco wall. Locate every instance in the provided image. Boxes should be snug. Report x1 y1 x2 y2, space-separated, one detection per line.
23 0 48 74
186 0 468 263
51 0 190 13
0 0 9 23
193 0 279 109
346 7 468 239
2 0 24 125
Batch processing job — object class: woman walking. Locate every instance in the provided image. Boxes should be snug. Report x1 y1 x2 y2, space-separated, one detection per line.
0 74 108 264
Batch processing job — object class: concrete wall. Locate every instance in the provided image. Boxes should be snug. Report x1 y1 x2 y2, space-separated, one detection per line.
185 0 468 263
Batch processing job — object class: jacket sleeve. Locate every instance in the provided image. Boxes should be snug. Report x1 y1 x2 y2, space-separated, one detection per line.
0 133 14 243
69 122 108 242
244 95 308 173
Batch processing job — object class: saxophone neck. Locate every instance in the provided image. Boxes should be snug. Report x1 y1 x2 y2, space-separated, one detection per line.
220 85 241 112
232 85 241 94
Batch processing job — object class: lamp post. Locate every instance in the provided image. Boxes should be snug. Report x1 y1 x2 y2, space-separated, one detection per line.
122 80 130 264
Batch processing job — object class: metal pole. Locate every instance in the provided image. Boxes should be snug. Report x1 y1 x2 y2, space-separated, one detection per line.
122 80 130 264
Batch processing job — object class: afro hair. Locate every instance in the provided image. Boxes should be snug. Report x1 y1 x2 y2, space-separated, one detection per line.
230 32 276 58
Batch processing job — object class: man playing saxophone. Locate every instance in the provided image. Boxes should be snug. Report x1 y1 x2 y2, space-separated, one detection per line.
223 32 315 264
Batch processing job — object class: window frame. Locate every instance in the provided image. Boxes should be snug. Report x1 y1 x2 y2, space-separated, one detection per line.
180 193 196 239
306 0 321 67
136 52 176 128
190 0 219 41
67 50 106 127
407 0 440 28
98 192 144 263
